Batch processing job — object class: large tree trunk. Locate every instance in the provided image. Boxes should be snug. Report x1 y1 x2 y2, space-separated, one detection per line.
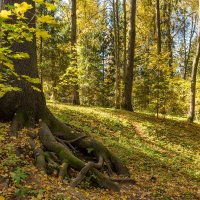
122 0 136 111
0 0 46 122
0 0 130 191
188 0 200 123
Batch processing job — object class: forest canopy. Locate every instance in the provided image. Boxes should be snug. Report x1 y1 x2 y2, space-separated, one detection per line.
1 0 200 120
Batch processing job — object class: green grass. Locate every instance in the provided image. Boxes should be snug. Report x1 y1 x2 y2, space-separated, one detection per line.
48 102 200 199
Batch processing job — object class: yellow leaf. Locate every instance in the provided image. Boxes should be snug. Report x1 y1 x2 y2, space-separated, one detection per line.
37 15 56 24
4 62 14 70
45 2 56 11
45 185 50 190
0 10 12 19
14 2 33 18
36 30 51 40
0 196 5 200
34 0 44 3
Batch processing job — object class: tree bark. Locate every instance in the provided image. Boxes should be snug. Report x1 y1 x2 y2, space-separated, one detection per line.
71 0 80 105
123 0 127 82
122 0 136 111
155 0 161 118
156 0 161 55
183 9 188 80
113 0 121 109
0 0 46 122
183 14 196 80
188 0 200 122
165 1 173 74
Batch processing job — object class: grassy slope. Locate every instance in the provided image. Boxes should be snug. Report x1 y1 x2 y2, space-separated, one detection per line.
0 102 199 199
49 102 200 199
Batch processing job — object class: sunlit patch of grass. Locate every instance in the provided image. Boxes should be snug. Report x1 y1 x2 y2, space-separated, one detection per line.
48 102 200 199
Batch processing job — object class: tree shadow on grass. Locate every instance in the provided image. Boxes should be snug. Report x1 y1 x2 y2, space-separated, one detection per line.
48 103 200 197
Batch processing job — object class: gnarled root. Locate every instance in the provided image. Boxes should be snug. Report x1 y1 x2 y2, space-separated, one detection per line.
47 113 130 177
8 109 132 192
28 137 47 173
58 162 69 180
39 121 120 192
71 156 103 187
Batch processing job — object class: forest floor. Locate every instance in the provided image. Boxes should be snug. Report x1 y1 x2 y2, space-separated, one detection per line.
0 102 200 200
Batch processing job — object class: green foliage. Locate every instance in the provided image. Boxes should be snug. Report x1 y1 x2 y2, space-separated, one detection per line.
10 167 28 184
55 194 71 200
0 0 56 97
15 186 45 198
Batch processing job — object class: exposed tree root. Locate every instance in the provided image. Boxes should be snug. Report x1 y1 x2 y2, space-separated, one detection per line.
47 113 130 177
44 151 59 174
59 162 69 180
39 121 120 191
7 109 132 192
67 135 88 143
71 156 103 187
28 137 46 173
10 112 25 137
55 136 76 151
110 178 136 184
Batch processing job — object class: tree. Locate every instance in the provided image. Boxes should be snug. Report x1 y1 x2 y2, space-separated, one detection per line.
123 0 127 82
0 0 4 10
76 0 107 106
113 0 121 109
188 0 200 122
155 0 161 118
0 0 130 190
122 0 136 111
71 0 80 105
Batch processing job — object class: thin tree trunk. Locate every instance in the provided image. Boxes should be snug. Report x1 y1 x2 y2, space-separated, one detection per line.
71 0 80 105
122 0 136 111
184 14 197 79
183 9 187 80
123 0 127 81
156 0 161 55
156 0 161 118
0 0 4 49
39 37 43 90
0 0 4 10
113 0 121 109
188 0 200 122
166 1 173 74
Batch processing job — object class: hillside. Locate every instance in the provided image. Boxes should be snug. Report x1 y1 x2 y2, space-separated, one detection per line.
0 102 200 199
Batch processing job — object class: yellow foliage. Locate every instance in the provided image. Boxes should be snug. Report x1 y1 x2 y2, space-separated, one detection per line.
31 86 41 92
34 0 44 3
0 10 12 19
37 15 56 24
14 2 33 19
45 2 56 11
4 62 14 70
36 30 51 40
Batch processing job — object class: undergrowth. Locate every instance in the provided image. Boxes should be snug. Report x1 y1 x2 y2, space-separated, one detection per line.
0 102 199 199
